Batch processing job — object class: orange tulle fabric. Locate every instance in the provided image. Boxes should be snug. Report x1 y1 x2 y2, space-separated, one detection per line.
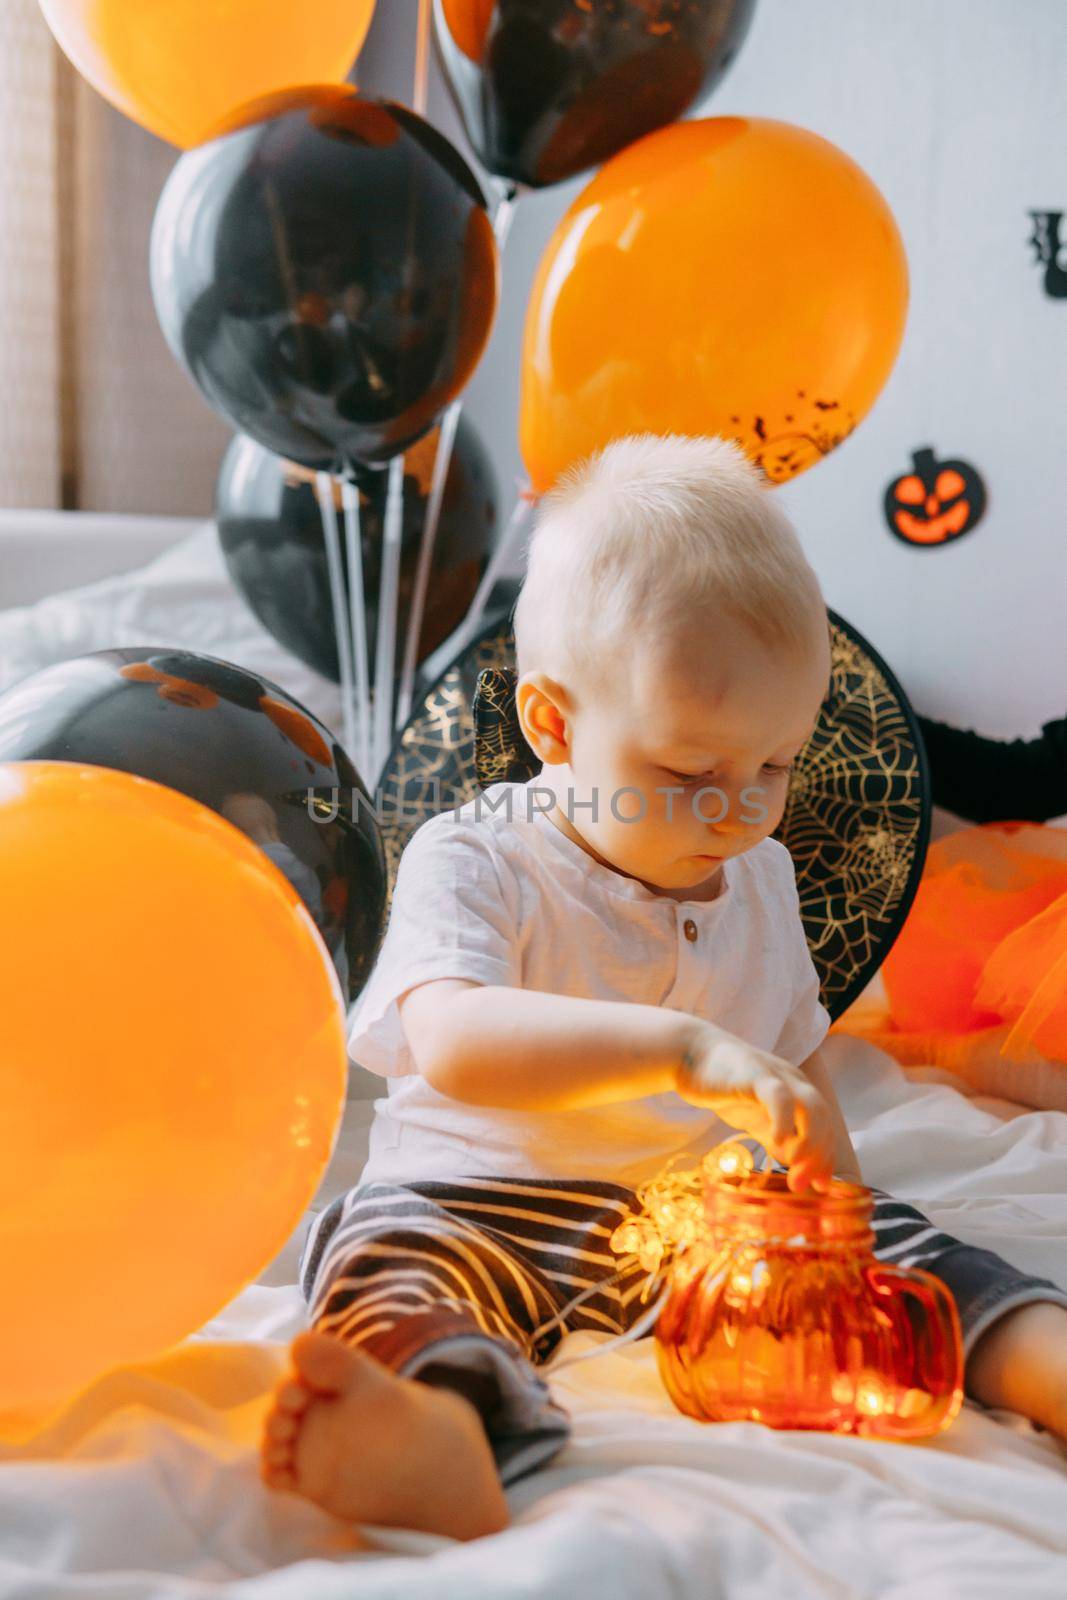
833 822 1067 1109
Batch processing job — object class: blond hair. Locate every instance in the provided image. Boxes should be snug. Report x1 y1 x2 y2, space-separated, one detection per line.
512 433 828 704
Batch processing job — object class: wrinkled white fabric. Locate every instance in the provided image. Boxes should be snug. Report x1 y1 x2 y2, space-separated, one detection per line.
0 523 345 733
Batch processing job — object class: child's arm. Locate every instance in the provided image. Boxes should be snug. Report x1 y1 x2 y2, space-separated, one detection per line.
398 978 838 1190
796 1044 862 1183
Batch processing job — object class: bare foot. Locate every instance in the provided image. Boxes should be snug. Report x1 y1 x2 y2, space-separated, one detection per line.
259 1329 509 1539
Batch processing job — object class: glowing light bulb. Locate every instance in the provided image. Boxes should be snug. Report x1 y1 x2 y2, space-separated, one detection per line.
611 1221 642 1255
856 1376 887 1416
702 1141 757 1183
638 1239 664 1274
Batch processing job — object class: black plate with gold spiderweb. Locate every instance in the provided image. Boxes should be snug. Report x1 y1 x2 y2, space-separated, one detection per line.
374 608 930 1020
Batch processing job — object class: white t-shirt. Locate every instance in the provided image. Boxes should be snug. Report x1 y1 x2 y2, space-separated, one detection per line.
348 775 831 1189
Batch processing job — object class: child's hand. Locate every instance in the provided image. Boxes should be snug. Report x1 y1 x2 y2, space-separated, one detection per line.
675 1024 837 1193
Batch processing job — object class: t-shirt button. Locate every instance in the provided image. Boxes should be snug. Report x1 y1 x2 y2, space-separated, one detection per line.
683 918 698 942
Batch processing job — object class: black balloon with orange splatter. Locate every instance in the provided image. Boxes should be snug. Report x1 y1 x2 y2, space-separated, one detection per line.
151 85 498 470
0 648 387 1004
435 0 756 189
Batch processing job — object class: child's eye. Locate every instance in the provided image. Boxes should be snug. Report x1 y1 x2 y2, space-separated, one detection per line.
663 762 793 783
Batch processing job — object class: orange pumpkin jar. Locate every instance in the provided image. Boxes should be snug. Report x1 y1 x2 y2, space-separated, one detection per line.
655 1163 964 1439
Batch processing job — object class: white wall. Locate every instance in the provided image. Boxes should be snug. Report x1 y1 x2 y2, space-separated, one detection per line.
361 0 1067 738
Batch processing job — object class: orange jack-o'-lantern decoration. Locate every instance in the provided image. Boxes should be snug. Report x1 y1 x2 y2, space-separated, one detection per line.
884 448 986 547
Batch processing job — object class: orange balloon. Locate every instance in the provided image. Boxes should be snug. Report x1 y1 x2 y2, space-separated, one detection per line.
441 0 495 63
0 762 347 1426
519 117 909 492
38 0 377 148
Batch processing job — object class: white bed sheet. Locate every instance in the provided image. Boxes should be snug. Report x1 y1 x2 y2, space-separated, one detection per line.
2 1035 1066 1600
2 535 1067 1598
0 522 346 736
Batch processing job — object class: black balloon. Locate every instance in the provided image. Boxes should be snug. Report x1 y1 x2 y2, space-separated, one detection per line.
433 0 757 190
0 649 387 1005
150 86 499 469
217 414 499 684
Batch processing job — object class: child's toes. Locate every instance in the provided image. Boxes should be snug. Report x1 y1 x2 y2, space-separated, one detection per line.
290 1328 358 1394
273 1378 312 1416
260 1417 294 1461
261 1459 296 1490
263 1407 299 1444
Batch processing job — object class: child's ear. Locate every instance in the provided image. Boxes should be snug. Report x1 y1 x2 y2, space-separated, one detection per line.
516 675 569 761
530 702 566 742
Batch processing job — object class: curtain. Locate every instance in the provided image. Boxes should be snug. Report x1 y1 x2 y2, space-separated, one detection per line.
0 0 230 514
0 0 62 507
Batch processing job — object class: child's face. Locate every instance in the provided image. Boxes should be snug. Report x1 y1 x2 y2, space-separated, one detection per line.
535 611 830 897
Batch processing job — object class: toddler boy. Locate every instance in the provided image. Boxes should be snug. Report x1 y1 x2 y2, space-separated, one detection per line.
260 435 1067 1538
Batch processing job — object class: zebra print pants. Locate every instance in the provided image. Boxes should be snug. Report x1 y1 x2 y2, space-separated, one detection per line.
298 1175 1067 1485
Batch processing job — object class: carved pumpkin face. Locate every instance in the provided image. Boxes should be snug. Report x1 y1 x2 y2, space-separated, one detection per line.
884 447 986 547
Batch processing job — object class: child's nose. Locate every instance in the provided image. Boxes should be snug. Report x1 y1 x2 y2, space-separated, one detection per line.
710 801 766 839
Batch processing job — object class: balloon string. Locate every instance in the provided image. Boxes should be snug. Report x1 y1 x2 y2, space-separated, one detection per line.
394 398 461 733
443 186 527 653
315 473 359 767
413 0 432 116
372 456 406 788
381 0 432 765
445 492 533 660
340 476 373 782
392 183 517 735
490 184 517 252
